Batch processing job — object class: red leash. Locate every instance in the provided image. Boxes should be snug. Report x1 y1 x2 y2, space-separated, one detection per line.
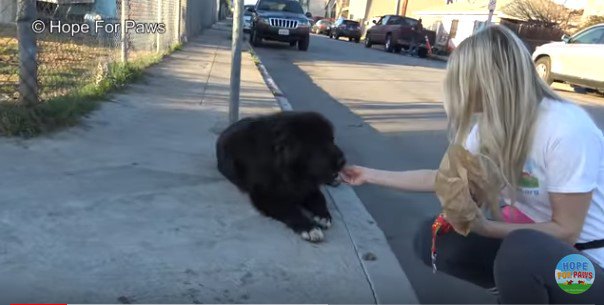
431 213 453 273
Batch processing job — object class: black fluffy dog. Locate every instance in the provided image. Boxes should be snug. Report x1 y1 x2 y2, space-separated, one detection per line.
216 111 346 242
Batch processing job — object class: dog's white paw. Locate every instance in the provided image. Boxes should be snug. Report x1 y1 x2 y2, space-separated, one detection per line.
313 216 332 229
300 227 324 242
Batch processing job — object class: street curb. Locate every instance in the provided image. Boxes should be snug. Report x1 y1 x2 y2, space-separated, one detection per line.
429 54 449 62
249 44 419 305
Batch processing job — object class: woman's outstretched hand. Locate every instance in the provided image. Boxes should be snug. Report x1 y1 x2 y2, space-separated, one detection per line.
340 165 371 186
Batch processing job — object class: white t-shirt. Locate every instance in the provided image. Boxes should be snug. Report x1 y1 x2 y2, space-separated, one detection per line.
465 97 604 268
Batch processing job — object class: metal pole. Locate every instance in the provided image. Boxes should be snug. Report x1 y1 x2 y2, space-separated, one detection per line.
16 0 38 106
486 0 496 25
395 0 401 15
121 0 128 62
229 0 243 124
175 0 181 44
156 0 162 53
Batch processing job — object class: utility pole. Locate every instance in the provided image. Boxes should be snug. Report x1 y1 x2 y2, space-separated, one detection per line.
400 0 408 16
486 0 496 25
16 0 38 106
121 0 128 62
156 0 162 53
229 0 244 124
395 0 401 15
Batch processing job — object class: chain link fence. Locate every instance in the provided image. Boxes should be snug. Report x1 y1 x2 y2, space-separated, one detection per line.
1 0 219 106
0 1 19 102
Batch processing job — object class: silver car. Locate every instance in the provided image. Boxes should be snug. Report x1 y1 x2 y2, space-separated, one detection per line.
532 24 604 93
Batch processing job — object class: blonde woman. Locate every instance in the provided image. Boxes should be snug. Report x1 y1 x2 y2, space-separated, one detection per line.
340 25 604 303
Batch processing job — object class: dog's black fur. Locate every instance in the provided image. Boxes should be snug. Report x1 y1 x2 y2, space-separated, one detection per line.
216 111 346 242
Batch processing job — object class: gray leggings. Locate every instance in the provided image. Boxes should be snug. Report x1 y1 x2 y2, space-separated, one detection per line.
415 218 604 304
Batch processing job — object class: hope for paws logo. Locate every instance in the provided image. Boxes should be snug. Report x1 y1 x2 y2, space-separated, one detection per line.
555 254 596 294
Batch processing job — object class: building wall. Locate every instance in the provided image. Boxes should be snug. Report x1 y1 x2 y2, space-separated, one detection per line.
183 0 218 39
93 0 117 18
349 0 367 21
417 12 502 49
308 0 326 17
0 0 17 24
365 0 396 21
337 0 350 18
326 0 336 18
404 0 443 18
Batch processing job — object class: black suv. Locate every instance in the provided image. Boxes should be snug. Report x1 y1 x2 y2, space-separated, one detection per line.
249 0 312 51
330 19 361 42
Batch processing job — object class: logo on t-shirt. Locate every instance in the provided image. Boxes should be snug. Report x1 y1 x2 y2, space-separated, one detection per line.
520 159 539 189
520 171 539 188
555 254 596 294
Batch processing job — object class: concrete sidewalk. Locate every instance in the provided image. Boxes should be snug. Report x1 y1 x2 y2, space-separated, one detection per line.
0 24 417 304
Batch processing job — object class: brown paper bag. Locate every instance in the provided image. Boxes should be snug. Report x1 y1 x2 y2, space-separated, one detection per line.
434 144 502 235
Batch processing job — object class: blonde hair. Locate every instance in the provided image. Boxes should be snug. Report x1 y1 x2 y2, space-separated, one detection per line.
443 25 563 192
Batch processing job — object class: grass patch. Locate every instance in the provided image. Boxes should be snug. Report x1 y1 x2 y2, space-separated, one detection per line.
170 43 183 52
249 48 260 65
0 22 183 137
0 50 169 137
557 283 592 294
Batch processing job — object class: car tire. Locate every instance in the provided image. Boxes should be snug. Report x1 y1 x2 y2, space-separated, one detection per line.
348 37 352 42
298 36 309 51
290 41 297 47
250 28 262 47
355 37 360 43
418 47 428 58
535 56 553 85
335 33 340 40
385 34 394 53
365 35 372 48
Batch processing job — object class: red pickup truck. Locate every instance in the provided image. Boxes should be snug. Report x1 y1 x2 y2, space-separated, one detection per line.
365 15 436 58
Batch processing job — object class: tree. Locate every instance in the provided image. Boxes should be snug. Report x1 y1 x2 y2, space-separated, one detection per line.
502 0 583 29
574 15 604 33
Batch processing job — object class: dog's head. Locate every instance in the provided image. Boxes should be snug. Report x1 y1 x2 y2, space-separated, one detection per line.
272 112 346 186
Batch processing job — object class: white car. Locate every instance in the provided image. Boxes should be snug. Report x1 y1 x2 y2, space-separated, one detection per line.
532 24 604 93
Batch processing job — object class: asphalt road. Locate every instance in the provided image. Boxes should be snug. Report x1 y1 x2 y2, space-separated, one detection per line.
252 33 604 304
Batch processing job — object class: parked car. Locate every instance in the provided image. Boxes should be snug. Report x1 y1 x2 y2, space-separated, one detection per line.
365 15 435 57
312 16 324 24
249 0 312 51
329 19 361 42
532 23 604 94
84 12 119 45
243 5 255 33
312 19 332 35
37 2 92 24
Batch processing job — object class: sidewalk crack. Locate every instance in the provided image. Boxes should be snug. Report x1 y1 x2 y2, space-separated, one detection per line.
200 46 220 105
